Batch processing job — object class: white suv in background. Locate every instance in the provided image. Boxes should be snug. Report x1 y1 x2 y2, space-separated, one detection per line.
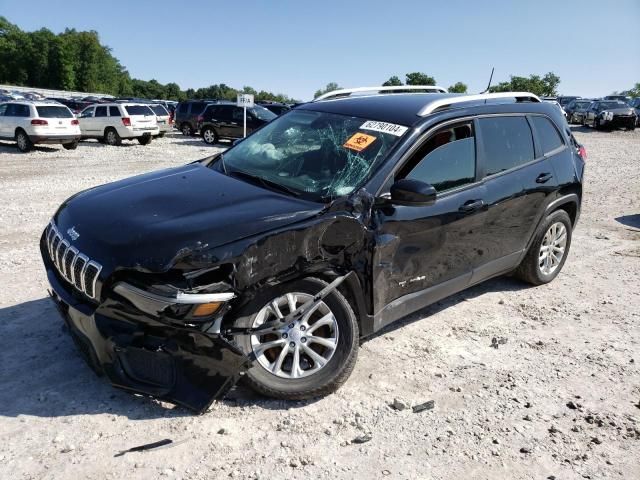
0 100 81 152
78 103 159 146
148 103 173 137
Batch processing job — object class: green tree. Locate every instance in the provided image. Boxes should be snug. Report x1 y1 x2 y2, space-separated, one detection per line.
448 82 468 93
405 72 436 86
382 75 403 86
314 82 340 98
490 72 561 97
621 83 640 97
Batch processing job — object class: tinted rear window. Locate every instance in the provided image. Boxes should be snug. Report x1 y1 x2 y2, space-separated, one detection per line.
478 116 535 176
150 105 168 116
190 103 206 115
36 106 73 118
531 116 564 155
125 105 153 116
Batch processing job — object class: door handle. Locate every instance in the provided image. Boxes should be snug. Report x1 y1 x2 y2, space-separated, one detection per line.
536 172 553 184
459 199 485 213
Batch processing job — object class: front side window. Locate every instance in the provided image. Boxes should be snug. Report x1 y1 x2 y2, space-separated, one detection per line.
215 106 234 121
400 122 476 192
478 116 535 176
0 104 7 116
79 107 94 118
531 116 563 155
219 110 406 200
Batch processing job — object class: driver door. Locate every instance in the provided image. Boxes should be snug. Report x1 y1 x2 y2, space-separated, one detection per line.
372 120 488 329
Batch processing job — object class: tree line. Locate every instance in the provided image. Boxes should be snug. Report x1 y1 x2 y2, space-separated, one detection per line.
0 17 295 102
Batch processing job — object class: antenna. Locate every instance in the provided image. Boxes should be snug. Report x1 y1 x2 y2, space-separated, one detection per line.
481 67 495 94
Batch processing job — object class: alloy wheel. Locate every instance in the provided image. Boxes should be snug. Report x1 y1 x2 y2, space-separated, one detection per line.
250 292 339 379
203 129 216 144
539 222 567 275
16 133 27 150
106 131 116 145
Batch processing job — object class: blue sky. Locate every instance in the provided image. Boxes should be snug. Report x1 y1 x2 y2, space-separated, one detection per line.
1 0 638 100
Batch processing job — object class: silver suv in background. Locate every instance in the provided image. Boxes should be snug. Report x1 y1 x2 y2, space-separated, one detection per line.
78 103 159 146
148 104 172 137
0 100 81 152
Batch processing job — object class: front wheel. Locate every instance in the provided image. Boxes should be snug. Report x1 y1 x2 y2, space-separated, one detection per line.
202 127 218 145
515 210 572 286
232 277 359 400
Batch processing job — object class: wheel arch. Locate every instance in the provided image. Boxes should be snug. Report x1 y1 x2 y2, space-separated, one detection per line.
546 192 580 226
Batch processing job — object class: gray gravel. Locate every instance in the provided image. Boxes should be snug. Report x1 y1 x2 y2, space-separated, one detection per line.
0 128 639 479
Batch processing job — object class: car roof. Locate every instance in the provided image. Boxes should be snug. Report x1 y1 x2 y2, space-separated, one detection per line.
298 93 548 127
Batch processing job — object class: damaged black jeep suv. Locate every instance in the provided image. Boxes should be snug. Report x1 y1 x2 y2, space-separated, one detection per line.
41 87 584 413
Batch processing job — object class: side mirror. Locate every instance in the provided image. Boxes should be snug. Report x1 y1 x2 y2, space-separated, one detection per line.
389 179 436 206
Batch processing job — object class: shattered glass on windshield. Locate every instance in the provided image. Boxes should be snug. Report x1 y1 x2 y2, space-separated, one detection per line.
220 110 406 200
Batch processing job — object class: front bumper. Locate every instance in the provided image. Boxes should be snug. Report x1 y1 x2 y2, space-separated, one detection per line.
45 266 251 414
601 115 636 129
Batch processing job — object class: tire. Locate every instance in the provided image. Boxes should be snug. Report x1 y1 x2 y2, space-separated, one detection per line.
104 128 121 146
515 210 572 286
593 117 600 130
181 123 193 136
201 127 218 145
137 135 152 145
15 130 33 153
232 277 359 400
63 141 78 150
158 132 166 138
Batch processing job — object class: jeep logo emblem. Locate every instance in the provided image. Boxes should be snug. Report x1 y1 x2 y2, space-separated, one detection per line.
67 226 80 241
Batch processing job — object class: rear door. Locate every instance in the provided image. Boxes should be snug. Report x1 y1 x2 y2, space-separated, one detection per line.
213 105 236 138
124 105 157 133
470 115 558 282
0 104 8 138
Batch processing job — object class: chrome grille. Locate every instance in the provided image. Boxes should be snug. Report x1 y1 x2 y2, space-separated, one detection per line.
45 221 102 300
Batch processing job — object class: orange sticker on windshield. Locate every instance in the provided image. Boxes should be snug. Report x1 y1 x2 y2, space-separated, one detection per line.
343 132 377 152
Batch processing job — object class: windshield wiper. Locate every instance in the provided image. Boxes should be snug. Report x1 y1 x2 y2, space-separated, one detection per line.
227 169 302 197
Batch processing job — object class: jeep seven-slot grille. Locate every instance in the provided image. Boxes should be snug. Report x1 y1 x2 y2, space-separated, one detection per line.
46 221 102 299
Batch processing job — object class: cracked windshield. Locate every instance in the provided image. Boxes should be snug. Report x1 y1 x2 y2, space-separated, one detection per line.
220 110 406 201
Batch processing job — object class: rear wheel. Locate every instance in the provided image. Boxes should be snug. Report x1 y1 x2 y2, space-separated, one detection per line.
593 117 601 130
202 127 218 145
181 123 193 136
15 130 33 152
232 277 359 400
137 135 152 145
104 128 121 146
63 141 78 150
157 132 166 138
515 210 572 285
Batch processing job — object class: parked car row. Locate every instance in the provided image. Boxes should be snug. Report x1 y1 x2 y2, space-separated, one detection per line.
0 99 173 152
563 98 637 130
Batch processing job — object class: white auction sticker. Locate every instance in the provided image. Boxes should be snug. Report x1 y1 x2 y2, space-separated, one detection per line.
360 120 408 137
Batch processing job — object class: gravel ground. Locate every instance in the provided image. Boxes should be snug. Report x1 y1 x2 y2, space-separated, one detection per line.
0 129 639 480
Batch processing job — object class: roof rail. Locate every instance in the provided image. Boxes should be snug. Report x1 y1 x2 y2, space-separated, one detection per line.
314 85 447 102
417 92 541 116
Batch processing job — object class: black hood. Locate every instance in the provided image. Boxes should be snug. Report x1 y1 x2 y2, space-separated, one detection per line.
53 164 324 273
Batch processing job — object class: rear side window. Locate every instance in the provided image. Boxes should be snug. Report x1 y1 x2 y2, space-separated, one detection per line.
36 106 73 118
178 103 188 114
109 106 121 117
6 104 30 117
531 116 564 154
190 103 205 115
402 122 476 192
478 116 534 176
125 105 153 116
95 106 108 117
150 105 168 116
215 105 234 121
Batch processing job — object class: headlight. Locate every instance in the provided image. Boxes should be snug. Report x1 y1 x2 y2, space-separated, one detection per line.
113 282 234 322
